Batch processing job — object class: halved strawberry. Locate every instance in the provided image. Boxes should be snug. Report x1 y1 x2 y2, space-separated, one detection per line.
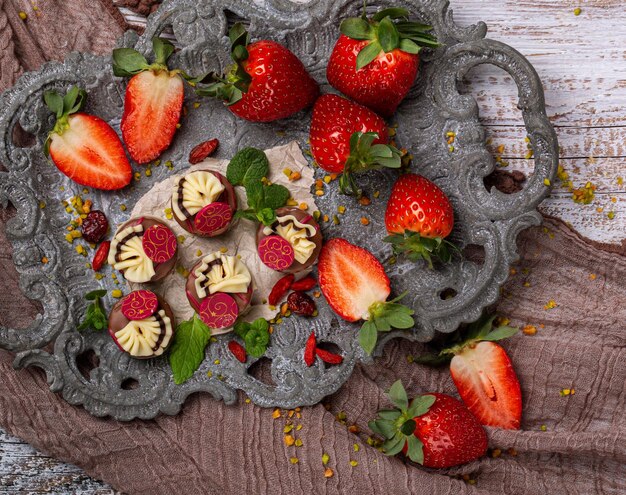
318 238 414 354
309 94 401 195
370 381 488 468
43 87 132 190
198 24 319 122
384 173 455 268
113 37 185 164
417 315 522 430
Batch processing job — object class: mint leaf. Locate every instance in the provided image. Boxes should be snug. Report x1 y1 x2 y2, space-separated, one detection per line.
256 208 276 226
243 179 264 210
226 147 269 186
169 314 212 385
234 320 251 339
251 318 269 334
262 183 290 210
388 380 409 410
244 319 270 358
78 290 108 331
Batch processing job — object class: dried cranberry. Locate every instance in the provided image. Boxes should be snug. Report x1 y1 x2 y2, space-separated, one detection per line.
287 291 316 316
81 210 109 243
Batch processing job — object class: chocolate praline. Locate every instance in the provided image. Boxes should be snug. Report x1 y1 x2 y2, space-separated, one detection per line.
108 292 175 359
109 216 177 283
186 258 254 316
256 207 323 274
171 169 237 237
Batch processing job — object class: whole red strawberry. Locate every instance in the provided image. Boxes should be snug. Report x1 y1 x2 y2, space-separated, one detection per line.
441 315 522 429
327 7 439 117
199 24 319 122
384 173 455 268
43 87 132 190
309 94 401 195
370 381 487 468
113 38 185 164
318 238 414 354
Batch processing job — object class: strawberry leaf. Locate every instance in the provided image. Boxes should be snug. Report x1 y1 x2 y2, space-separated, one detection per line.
407 394 436 418
374 317 391 332
371 419 397 440
372 8 409 22
383 434 406 456
43 91 64 118
356 41 382 70
399 38 421 54
377 409 402 421
377 17 400 53
112 48 150 77
405 435 424 464
169 314 212 385
340 18 374 40
400 418 416 436
359 320 378 355
385 311 414 329
388 380 409 410
152 37 175 66
481 325 519 341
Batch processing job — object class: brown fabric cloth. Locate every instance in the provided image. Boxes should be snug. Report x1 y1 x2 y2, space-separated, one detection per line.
1 3 625 494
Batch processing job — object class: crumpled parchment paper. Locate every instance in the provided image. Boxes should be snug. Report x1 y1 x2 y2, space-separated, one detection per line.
130 141 316 334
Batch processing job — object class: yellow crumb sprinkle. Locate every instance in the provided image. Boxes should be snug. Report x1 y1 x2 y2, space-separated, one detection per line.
617 177 624 186
360 217 370 226
177 235 186 244
289 171 301 182
315 190 324 197
18 11 27 20
41 256 49 264
120 204 127 212
111 289 123 298
284 435 295 446
295 439 303 447
283 168 293 177
219 247 228 253
608 211 616 220
337 205 346 214
574 7 581 15
349 460 358 467
290 457 299 464
286 198 298 206
193 102 201 109
522 325 537 336
373 191 380 198
323 175 332 184
39 201 46 209
214 359 220 365
543 178 551 186
544 300 558 310
322 453 330 465
323 214 329 222
589 273 596 281
299 202 308 210
324 468 334 478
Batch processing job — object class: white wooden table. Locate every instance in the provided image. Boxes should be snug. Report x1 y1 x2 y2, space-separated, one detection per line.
1 1 624 492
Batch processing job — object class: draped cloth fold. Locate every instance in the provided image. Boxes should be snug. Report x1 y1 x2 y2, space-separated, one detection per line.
0 3 624 494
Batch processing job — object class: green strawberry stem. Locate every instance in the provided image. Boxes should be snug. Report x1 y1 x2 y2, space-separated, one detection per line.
340 4 440 70
359 291 415 354
368 380 436 464
339 131 402 196
112 37 180 78
43 86 88 156
413 313 519 365
196 23 252 105
383 231 457 269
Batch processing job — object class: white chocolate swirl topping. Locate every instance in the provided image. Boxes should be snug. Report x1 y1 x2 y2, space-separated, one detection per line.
114 309 173 357
108 224 156 283
275 222 316 264
172 171 225 222
194 251 252 298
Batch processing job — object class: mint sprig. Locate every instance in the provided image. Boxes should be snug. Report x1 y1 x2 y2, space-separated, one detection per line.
77 289 108 331
169 314 212 385
226 147 290 226
359 292 414 354
234 318 271 358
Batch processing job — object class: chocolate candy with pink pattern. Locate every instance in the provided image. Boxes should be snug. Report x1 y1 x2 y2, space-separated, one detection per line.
194 202 233 236
258 235 295 271
198 293 239 329
121 290 159 321
142 224 177 263
256 207 323 274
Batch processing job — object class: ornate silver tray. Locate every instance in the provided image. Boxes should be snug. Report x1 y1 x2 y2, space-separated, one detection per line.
0 0 557 419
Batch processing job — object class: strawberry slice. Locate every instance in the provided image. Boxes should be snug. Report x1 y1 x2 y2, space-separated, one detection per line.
318 238 414 354
43 87 132 190
113 37 185 164
450 341 522 429
417 314 523 429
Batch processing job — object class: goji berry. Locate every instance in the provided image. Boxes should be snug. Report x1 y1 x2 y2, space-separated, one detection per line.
304 332 316 367
92 241 110 271
288 291 316 316
228 340 247 363
315 348 343 365
189 138 219 164
290 275 317 291
268 274 295 306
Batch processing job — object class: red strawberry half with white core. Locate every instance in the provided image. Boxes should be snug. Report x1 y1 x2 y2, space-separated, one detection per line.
327 6 439 117
442 315 522 429
384 173 455 268
197 23 319 122
113 37 185 164
318 238 414 354
370 380 488 468
43 86 132 190
309 94 401 195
